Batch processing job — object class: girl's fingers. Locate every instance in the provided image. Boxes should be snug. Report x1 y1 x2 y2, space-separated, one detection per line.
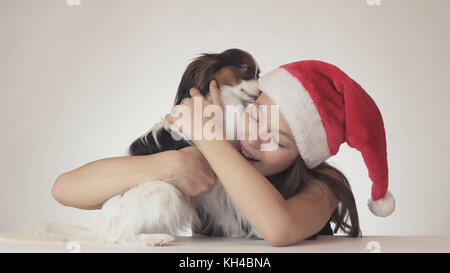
209 80 222 107
165 113 174 124
189 88 201 97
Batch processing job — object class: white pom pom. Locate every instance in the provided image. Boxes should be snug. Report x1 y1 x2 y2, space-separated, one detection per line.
367 191 395 217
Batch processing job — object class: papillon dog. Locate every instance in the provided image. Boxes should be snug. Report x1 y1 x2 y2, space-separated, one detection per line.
0 49 264 246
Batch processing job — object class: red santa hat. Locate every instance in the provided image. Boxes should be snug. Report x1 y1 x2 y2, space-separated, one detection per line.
258 60 395 217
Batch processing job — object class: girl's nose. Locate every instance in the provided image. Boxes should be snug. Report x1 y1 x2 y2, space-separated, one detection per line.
247 130 273 152
247 135 261 149
241 111 260 147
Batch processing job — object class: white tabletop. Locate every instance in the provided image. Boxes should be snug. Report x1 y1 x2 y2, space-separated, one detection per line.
1 235 449 253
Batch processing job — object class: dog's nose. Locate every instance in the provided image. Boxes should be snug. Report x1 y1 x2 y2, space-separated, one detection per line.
250 90 262 99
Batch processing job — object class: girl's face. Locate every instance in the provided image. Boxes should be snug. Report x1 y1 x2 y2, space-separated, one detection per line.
238 93 300 176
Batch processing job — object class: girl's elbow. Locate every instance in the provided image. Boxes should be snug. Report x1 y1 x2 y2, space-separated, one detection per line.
265 234 289 247
264 223 310 247
266 234 299 247
264 226 299 247
52 173 71 206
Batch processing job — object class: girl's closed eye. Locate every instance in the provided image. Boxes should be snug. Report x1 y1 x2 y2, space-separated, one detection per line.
270 132 285 148
275 138 285 148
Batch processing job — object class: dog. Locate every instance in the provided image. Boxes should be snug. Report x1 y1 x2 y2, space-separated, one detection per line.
0 49 264 246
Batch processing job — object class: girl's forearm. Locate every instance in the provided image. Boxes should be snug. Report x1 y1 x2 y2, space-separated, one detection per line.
52 151 177 210
195 140 292 240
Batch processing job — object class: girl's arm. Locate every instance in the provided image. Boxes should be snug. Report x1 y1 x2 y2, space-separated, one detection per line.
52 147 217 210
52 151 177 210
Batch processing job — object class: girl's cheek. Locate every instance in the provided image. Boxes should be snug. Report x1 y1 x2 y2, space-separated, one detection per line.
263 152 286 171
269 150 298 170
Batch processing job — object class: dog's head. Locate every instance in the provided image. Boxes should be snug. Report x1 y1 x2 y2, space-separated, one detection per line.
174 48 261 106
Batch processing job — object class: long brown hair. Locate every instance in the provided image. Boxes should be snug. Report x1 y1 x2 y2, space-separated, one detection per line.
266 155 361 238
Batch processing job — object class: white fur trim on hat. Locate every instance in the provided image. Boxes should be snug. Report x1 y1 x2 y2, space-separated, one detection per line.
368 191 395 217
258 68 331 169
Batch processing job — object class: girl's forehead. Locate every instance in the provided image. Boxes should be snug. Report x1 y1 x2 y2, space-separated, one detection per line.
256 93 294 139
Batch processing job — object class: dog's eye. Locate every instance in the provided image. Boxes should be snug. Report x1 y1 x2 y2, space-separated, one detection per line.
241 66 255 77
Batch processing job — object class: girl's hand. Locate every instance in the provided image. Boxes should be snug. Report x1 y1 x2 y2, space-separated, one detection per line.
165 80 225 146
171 146 217 197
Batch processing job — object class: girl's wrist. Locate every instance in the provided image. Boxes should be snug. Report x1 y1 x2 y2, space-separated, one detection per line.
193 130 227 149
194 138 232 155
148 150 180 182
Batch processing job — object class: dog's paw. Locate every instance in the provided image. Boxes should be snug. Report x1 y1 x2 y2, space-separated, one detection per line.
137 233 175 247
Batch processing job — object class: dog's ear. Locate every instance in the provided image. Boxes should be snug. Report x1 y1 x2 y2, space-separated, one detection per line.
173 53 220 106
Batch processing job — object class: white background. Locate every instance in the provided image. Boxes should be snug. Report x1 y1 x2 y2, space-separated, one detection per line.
1 0 449 236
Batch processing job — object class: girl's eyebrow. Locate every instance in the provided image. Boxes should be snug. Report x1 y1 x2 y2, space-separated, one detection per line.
279 130 291 138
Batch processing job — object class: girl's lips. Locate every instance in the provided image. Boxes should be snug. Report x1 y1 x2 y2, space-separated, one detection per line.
239 143 260 163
